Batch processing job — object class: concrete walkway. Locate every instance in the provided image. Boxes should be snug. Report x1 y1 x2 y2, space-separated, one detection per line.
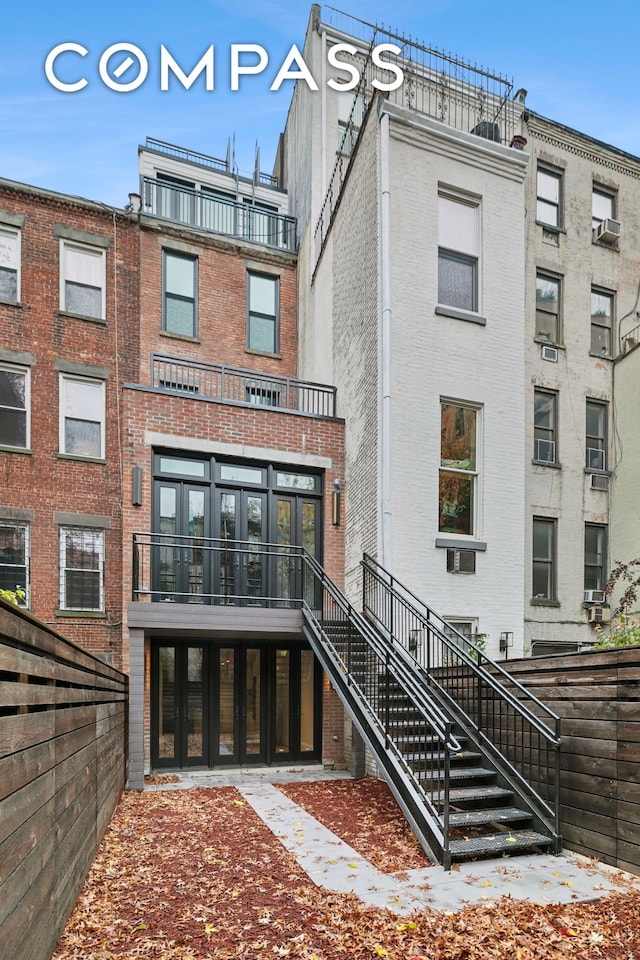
147 766 640 914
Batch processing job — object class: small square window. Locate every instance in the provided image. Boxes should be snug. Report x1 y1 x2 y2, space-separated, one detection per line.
61 242 105 319
163 250 197 337
59 526 104 611
60 375 105 459
590 288 614 356
0 226 20 302
0 521 29 605
438 195 479 313
247 272 279 353
535 272 561 343
0 364 29 449
536 167 562 228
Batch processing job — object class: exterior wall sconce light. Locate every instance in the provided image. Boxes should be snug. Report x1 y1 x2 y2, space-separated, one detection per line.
499 631 514 657
332 478 341 526
132 466 143 506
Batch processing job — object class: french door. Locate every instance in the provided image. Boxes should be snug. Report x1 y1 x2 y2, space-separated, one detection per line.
151 643 207 768
154 482 208 601
216 489 267 604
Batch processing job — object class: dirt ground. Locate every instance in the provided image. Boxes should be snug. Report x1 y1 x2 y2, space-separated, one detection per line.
53 778 640 959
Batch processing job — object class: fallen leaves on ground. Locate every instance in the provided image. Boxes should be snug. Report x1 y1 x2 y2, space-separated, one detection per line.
52 786 640 960
278 777 432 874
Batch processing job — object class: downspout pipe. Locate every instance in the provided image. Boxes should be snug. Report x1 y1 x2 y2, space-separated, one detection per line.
380 107 392 570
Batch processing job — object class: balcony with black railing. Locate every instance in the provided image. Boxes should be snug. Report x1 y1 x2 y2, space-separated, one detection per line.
151 353 337 419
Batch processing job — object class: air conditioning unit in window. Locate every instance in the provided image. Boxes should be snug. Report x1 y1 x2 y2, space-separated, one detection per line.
446 548 476 574
591 473 609 490
584 589 605 604
594 218 621 243
541 345 558 362
588 605 611 624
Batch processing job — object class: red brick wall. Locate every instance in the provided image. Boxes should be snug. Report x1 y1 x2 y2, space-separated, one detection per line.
0 184 139 664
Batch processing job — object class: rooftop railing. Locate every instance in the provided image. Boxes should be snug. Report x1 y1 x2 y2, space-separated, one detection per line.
145 137 279 187
151 353 337 419
141 177 296 252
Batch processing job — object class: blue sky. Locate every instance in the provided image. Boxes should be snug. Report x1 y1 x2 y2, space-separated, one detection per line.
2 0 639 207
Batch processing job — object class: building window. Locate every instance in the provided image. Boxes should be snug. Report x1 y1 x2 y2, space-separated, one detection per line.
590 288 614 356
61 242 105 319
0 364 29 449
59 527 104 611
243 200 279 247
535 272 561 343
534 388 558 464
247 272 279 353
163 251 197 337
0 226 20 302
438 194 479 313
60 375 105 459
584 524 607 593
0 522 29 604
586 399 608 472
536 167 562 228
592 185 616 230
439 402 478 537
156 173 196 224
533 518 556 601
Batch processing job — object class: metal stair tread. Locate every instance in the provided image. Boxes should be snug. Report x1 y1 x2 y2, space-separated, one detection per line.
449 831 553 858
435 785 514 803
420 766 495 782
449 806 534 827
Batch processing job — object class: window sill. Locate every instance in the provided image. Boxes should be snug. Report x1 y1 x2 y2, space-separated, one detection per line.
585 468 610 476
536 221 566 234
245 347 282 360
530 598 560 607
57 453 106 464
592 239 619 252
160 330 200 344
589 351 613 362
55 609 107 618
0 445 32 455
435 537 487 551
534 337 564 348
0 297 23 309
532 459 562 469
57 310 106 325
435 305 487 326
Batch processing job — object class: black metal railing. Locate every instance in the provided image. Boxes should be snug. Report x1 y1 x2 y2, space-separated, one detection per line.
361 553 561 846
151 353 337 418
141 177 296 251
145 137 280 187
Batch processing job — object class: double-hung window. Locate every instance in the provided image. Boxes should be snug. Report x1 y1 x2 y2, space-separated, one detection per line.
59 526 104 611
535 272 561 343
536 166 562 228
0 522 29 604
60 375 105 459
584 524 607 594
534 388 558 464
61 242 105 320
0 363 29 449
0 226 20 302
439 402 478 537
532 518 556 601
592 185 617 231
163 251 197 337
247 272 279 354
586 399 608 472
590 288 614 356
438 194 479 313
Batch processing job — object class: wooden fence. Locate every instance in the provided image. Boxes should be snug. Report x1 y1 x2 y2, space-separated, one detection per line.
504 646 640 874
0 598 128 960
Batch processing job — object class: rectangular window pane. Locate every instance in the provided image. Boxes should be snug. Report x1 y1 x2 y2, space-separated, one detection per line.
248 314 276 352
534 390 556 463
249 274 276 315
0 523 28 603
438 252 476 311
159 456 206 478
592 189 614 227
65 281 102 318
60 527 104 611
536 169 561 227
533 519 555 600
438 196 476 254
586 401 606 471
65 419 101 458
248 273 278 353
591 289 613 356
536 274 560 341
62 378 103 457
219 464 263 484
64 245 103 318
439 471 473 535
441 405 476 469
164 252 196 336
0 367 27 447
584 525 606 591
165 296 195 337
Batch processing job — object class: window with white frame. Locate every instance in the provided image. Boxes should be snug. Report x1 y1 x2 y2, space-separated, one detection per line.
590 288 614 356
59 526 104 611
60 375 105 459
61 242 105 319
536 166 562 228
438 194 479 313
532 517 556 601
163 250 197 337
534 388 558 464
0 522 29 604
247 272 279 353
0 226 20 302
535 272 561 343
586 399 608 472
0 363 29 449
439 402 478 537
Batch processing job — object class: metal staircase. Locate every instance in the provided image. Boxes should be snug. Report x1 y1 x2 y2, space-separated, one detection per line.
300 552 562 869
